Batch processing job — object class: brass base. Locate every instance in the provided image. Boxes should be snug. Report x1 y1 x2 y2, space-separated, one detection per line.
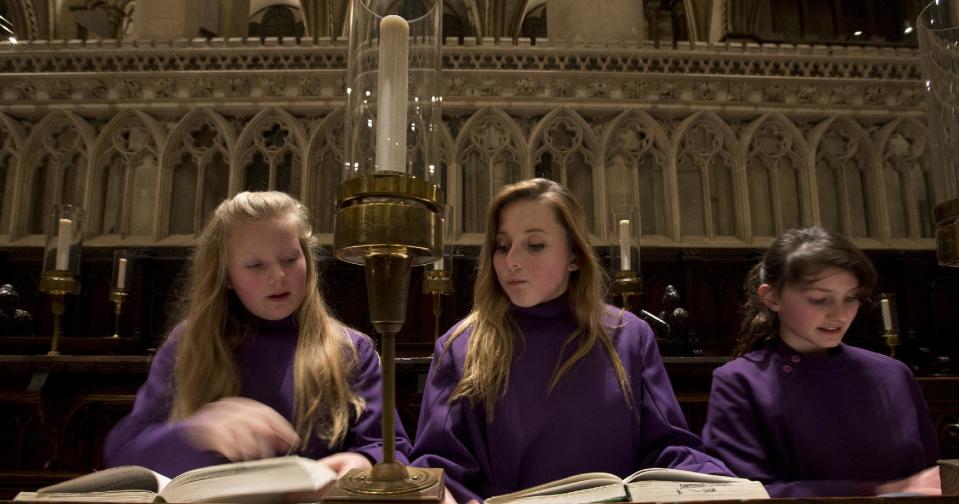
109 288 129 338
39 271 80 356
936 198 959 267
884 330 900 358
611 270 643 314
323 465 444 502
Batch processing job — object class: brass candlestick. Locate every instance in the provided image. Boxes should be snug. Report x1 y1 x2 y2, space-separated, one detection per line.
884 329 900 358
38 270 80 356
423 269 453 341
327 172 444 502
109 288 128 338
611 270 643 315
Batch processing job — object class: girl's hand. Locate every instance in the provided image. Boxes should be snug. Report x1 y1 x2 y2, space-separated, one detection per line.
315 452 372 477
876 466 941 495
180 396 300 461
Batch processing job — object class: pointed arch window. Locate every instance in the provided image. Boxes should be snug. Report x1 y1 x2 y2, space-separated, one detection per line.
96 118 159 237
168 120 230 235
604 113 668 237
745 119 804 238
28 119 88 235
882 123 934 239
815 121 873 238
460 114 523 233
676 120 737 238
532 114 596 232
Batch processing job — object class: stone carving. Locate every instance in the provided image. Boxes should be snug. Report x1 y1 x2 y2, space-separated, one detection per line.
0 284 31 335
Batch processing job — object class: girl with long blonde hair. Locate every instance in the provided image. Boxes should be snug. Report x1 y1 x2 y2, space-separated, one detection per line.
106 191 410 479
411 179 730 504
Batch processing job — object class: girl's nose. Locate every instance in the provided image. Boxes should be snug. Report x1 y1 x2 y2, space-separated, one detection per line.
506 248 522 271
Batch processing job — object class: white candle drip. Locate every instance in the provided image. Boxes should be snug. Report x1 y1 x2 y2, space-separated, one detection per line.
116 257 128 289
619 219 631 271
55 218 71 271
375 15 409 172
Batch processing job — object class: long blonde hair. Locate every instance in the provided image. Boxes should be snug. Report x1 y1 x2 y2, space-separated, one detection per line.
443 178 633 419
170 191 364 448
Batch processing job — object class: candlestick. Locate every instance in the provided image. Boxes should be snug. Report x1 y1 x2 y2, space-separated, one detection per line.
375 15 409 172
55 218 71 270
880 298 893 331
619 219 631 271
116 257 128 288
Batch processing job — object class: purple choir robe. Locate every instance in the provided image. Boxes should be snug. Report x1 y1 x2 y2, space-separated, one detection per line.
105 315 411 477
702 338 940 497
410 295 732 503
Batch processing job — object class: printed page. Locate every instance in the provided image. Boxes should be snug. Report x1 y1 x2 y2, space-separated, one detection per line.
626 479 769 502
624 468 751 484
160 456 336 504
37 466 170 494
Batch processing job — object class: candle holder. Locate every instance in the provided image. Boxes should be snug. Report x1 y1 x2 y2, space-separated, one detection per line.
109 288 128 338
611 270 644 315
109 250 133 338
879 292 900 358
325 0 444 501
39 204 85 356
422 269 453 341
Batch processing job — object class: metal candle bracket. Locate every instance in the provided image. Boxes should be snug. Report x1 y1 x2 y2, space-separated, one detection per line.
38 270 80 356
109 288 128 338
611 269 643 315
423 269 453 341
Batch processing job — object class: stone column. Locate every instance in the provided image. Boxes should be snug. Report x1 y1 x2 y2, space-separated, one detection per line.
130 0 248 40
546 0 645 43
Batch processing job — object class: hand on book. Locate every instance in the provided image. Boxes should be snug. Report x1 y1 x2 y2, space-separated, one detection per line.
875 466 942 496
316 452 372 477
181 397 301 461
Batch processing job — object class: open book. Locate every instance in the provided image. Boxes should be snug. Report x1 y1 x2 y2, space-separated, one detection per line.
14 456 336 504
485 468 769 504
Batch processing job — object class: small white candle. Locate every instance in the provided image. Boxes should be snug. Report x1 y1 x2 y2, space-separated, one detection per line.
55 218 71 271
619 219 631 271
116 258 128 289
880 298 893 331
375 15 409 172
434 257 444 271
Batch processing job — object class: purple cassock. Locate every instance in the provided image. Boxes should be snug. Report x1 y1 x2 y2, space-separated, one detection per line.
702 338 940 497
410 294 732 503
104 315 411 477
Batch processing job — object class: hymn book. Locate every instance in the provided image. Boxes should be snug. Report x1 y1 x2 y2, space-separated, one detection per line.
13 456 336 504
484 467 769 504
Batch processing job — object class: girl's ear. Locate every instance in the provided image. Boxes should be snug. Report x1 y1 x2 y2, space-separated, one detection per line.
568 256 580 272
758 283 780 312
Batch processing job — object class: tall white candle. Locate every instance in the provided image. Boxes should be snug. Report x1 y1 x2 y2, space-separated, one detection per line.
55 218 71 271
375 15 409 172
116 258 128 289
619 219 631 271
880 298 893 331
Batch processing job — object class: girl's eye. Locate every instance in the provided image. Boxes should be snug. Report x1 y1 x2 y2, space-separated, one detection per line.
808 298 827 306
283 257 298 264
246 263 263 269
844 297 860 304
528 243 545 251
494 243 509 252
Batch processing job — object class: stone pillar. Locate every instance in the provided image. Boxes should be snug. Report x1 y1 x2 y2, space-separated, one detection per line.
130 0 245 39
546 0 645 43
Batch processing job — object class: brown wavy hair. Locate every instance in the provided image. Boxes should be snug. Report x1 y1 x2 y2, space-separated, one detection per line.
441 178 633 419
735 226 877 356
169 191 364 448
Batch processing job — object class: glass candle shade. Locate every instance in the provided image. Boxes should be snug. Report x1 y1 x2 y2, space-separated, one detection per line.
343 0 442 184
919 3 959 266
42 204 85 275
